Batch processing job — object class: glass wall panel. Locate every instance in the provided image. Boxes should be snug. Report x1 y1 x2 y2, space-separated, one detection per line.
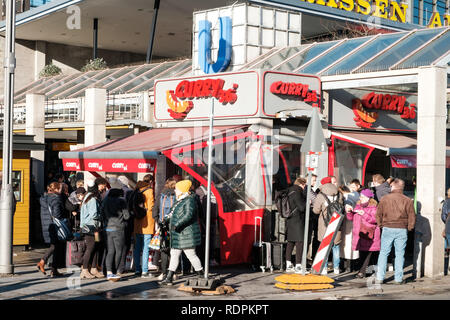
275 41 340 72
394 30 450 69
323 33 404 75
298 37 369 74
358 29 442 72
333 138 371 186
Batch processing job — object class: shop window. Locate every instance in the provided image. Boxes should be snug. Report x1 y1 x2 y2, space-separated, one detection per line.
273 144 301 190
182 135 269 213
333 139 371 186
12 171 21 202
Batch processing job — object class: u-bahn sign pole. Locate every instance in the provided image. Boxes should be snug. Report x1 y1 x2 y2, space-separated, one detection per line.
300 107 326 276
0 0 17 275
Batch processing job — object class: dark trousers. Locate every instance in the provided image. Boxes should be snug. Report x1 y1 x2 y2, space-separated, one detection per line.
42 242 61 269
359 250 379 275
82 235 100 269
106 230 125 274
310 214 320 259
160 250 170 275
286 241 303 264
118 223 133 274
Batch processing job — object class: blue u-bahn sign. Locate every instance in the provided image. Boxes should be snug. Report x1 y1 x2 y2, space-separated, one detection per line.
198 16 233 74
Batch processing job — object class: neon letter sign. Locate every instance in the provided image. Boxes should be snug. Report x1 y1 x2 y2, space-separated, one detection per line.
198 16 232 74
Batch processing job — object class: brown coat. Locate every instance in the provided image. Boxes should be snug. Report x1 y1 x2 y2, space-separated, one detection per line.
376 189 416 231
133 187 156 235
312 183 344 245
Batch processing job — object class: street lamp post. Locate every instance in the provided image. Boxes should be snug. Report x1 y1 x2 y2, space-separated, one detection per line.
204 98 214 279
0 0 17 275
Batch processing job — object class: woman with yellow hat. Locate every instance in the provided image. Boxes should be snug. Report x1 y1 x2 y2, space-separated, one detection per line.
160 180 203 286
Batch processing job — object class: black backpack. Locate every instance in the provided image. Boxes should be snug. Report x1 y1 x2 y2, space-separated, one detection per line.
320 192 344 227
274 189 297 219
128 187 151 219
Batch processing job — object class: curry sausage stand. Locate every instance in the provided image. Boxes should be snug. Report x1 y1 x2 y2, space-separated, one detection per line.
59 70 324 265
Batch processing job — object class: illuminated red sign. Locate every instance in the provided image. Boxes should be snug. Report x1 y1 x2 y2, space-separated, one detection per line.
166 79 238 120
62 159 157 173
352 92 416 129
270 81 318 103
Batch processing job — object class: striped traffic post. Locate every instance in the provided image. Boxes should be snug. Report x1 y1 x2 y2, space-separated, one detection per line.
311 211 345 274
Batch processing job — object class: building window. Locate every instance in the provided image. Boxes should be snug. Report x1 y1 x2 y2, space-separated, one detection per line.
12 171 21 202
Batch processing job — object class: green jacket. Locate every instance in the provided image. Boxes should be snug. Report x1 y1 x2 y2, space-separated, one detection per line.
169 194 201 249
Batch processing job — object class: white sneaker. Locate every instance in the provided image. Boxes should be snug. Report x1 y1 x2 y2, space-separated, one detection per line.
157 273 165 281
334 268 340 275
321 268 328 275
294 265 309 274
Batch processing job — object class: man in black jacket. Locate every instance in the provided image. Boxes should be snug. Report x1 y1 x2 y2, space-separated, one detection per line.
285 177 307 273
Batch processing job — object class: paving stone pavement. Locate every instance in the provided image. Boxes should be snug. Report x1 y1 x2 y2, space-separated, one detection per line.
2 246 450 300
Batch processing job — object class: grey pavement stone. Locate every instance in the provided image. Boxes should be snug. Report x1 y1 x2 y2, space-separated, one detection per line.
2 247 450 300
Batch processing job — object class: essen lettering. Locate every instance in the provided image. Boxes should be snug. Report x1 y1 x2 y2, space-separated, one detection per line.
300 0 409 23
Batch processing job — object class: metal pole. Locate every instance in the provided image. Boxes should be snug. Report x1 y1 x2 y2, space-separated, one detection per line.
0 0 16 275
146 0 160 64
93 18 98 60
204 98 214 279
302 170 312 275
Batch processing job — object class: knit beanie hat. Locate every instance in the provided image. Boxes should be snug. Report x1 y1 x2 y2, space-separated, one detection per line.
360 189 374 198
321 177 332 185
176 180 192 194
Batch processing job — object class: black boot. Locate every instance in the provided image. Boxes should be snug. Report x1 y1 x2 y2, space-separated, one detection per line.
160 271 174 286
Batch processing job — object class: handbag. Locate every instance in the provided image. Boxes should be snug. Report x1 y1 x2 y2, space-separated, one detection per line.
48 204 73 241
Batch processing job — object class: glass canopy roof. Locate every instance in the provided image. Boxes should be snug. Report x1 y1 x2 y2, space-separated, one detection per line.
12 27 450 104
13 59 192 104
245 27 450 76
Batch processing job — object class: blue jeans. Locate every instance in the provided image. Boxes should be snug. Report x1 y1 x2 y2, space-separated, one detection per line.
376 227 408 283
134 234 152 273
332 244 340 270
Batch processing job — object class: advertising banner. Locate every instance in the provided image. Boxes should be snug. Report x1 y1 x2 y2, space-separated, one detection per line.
62 158 157 173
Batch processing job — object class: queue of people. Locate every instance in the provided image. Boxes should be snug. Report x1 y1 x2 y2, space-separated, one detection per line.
37 173 214 285
283 174 417 284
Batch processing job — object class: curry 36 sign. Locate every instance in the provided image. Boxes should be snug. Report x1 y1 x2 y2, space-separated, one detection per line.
154 71 258 121
352 92 416 129
263 71 321 117
329 88 417 132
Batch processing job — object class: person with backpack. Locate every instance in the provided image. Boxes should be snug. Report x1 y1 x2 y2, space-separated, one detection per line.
37 182 66 277
80 181 104 279
313 176 345 275
346 189 380 278
132 174 156 278
285 177 307 273
153 177 177 281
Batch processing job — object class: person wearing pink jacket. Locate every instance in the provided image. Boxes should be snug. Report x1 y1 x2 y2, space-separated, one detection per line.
346 189 381 278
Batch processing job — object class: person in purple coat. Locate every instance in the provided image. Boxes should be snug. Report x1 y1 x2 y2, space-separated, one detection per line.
346 189 381 278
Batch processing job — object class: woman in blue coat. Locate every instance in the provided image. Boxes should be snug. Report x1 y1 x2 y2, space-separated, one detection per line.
37 182 65 277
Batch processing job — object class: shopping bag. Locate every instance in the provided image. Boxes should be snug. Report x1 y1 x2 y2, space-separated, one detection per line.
125 248 134 271
149 232 161 250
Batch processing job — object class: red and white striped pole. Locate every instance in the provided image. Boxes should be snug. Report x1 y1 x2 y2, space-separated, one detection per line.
311 211 344 274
